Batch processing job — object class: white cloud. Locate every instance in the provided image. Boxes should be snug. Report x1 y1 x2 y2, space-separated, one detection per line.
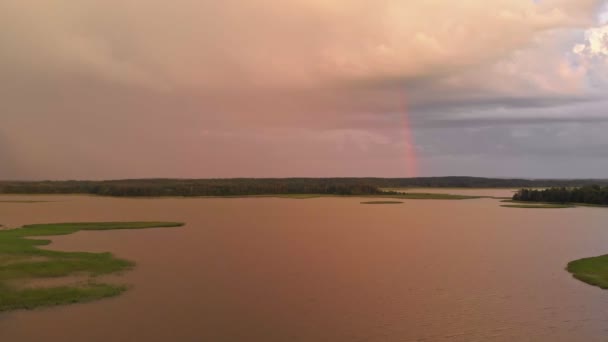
0 0 601 91
579 25 608 56
572 23 608 89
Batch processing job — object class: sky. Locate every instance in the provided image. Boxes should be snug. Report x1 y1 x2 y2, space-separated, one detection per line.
1 0 608 180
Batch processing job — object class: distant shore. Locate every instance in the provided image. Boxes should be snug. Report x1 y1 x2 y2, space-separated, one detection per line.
1 177 607 198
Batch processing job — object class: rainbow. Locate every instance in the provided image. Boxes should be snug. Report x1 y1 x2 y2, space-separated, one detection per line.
402 99 418 178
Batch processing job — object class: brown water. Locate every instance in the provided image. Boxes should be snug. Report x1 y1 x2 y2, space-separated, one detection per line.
2 194 608 341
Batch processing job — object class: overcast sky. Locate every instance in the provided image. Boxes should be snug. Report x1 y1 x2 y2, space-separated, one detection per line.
2 0 608 179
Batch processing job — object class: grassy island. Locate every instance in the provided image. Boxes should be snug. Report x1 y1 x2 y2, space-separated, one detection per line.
567 255 608 289
0 221 183 312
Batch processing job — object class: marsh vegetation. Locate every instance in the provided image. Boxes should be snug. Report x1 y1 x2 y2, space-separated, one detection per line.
0 221 183 311
567 255 608 289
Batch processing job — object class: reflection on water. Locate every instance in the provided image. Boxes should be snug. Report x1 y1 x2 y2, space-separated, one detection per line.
2 195 608 341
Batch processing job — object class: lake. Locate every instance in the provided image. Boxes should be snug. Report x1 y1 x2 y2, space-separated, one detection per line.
2 193 608 341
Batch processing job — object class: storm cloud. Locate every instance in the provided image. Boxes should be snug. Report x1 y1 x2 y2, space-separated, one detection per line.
1 0 607 179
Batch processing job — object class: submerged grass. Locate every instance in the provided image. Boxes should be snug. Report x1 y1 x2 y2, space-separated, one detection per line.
0 221 183 312
567 255 608 289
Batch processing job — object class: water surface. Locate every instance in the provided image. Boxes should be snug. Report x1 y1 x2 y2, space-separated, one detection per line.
1 195 608 341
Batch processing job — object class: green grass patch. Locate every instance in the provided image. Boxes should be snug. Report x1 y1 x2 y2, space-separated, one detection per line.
567 255 608 289
0 221 183 312
0 282 128 311
361 201 403 204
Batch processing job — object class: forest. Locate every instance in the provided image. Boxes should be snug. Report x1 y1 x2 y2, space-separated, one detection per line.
2 177 608 197
513 185 608 205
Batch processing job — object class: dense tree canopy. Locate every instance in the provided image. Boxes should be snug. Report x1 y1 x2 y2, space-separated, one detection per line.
513 186 608 205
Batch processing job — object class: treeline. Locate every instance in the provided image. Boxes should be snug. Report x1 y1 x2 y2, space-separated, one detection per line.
1 177 608 197
0 179 382 197
513 185 608 205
